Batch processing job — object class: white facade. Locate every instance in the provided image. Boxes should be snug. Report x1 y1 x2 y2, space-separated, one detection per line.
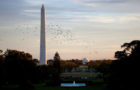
40 5 47 64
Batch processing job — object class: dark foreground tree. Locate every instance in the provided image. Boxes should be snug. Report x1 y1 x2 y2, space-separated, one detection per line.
108 40 140 90
54 52 60 73
4 49 37 89
0 50 5 86
53 52 61 85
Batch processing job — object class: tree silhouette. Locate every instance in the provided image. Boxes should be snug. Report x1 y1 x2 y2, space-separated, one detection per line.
115 51 127 60
4 49 37 89
52 52 61 85
109 40 140 90
53 52 60 73
0 50 5 86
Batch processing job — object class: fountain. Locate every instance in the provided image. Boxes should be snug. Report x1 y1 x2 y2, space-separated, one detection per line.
60 81 86 87
73 81 75 84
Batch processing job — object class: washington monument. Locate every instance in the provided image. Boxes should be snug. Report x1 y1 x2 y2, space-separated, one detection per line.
40 5 47 64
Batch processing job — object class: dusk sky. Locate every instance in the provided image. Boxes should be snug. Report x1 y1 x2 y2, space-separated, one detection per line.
0 0 140 60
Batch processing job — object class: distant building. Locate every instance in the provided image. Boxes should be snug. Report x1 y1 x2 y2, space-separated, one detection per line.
82 58 89 64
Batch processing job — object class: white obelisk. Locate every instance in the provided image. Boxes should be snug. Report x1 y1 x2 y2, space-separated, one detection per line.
40 4 47 64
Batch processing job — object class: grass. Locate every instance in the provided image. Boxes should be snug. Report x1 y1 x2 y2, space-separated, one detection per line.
91 80 104 83
61 72 102 77
34 84 107 90
0 84 19 90
77 65 88 70
0 72 105 90
0 83 108 90
34 86 107 90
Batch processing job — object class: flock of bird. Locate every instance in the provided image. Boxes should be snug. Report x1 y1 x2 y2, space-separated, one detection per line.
13 24 98 57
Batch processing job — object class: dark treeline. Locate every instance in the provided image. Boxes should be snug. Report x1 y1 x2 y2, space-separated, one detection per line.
0 49 86 89
0 40 140 90
86 40 140 90
0 49 37 89
88 60 112 72
0 50 62 89
0 49 111 89
48 59 83 72
107 40 140 90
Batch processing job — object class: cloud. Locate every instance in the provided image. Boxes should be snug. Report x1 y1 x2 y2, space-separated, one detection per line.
71 0 140 13
0 0 29 26
72 0 128 3
48 14 140 24
118 15 140 23
24 10 40 13
86 16 115 23
74 14 140 23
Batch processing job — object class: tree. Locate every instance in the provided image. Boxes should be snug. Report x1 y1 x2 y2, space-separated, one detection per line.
37 65 55 83
96 60 112 74
60 60 67 72
88 60 102 70
53 52 60 73
109 40 140 90
0 50 5 86
115 40 140 60
66 61 76 72
4 49 37 89
52 52 61 85
115 51 127 60
70 59 82 67
122 40 140 59
0 50 4 62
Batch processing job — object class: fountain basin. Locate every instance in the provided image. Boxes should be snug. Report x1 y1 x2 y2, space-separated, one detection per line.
61 83 86 87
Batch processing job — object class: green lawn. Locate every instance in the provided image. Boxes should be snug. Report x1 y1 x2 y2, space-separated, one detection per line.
34 87 107 90
0 84 108 90
61 72 102 77
34 84 107 90
0 72 105 90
